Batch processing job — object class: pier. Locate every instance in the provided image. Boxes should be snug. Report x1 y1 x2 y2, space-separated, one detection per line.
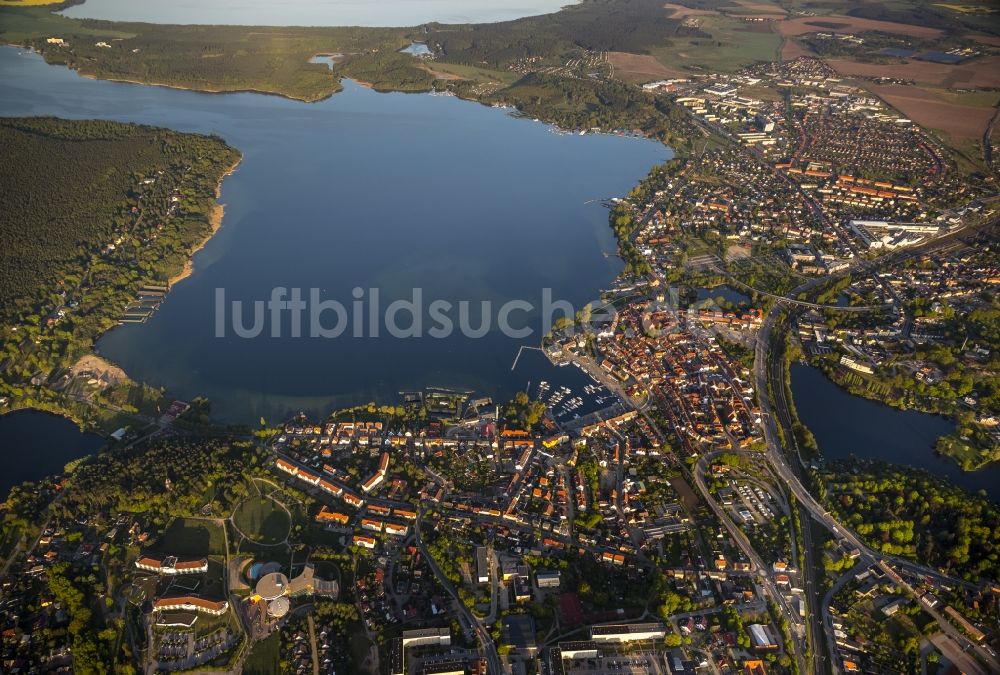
510 345 543 371
117 283 169 324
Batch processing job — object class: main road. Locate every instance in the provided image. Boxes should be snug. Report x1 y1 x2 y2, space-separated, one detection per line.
755 283 1000 675
692 450 809 675
414 509 501 675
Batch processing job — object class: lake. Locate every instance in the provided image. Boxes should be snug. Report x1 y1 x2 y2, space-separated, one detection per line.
0 47 669 424
0 410 104 499
790 363 1000 501
61 0 578 26
696 284 750 307
400 42 433 56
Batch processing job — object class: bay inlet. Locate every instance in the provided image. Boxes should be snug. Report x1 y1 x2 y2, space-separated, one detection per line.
0 46 669 424
791 363 1000 501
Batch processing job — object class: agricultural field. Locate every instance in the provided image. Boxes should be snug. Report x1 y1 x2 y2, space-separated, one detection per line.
933 2 998 14
826 55 1000 88
867 84 998 140
649 15 783 74
776 14 944 39
607 51 690 82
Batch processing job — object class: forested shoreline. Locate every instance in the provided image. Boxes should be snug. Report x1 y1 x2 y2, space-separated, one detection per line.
0 117 240 430
0 0 703 150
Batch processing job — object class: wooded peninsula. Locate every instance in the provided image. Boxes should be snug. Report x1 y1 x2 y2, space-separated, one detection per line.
0 117 239 428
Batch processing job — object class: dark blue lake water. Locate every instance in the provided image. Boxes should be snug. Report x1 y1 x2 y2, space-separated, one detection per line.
0 46 669 423
0 410 104 499
791 363 999 501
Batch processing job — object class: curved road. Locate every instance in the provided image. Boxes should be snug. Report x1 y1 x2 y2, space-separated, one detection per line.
755 294 1000 675
414 509 501 675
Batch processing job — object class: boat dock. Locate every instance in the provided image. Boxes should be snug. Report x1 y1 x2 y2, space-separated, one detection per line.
118 284 169 324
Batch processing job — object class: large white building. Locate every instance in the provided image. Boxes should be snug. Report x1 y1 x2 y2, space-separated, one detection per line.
389 628 451 675
476 546 490 584
153 596 228 616
749 623 779 651
135 555 208 575
849 219 939 250
536 570 562 588
590 623 666 643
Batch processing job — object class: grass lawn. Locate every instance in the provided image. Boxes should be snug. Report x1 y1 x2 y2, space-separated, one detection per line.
187 606 232 638
244 633 280 675
301 521 346 548
151 517 227 557
232 494 291 545
430 61 519 86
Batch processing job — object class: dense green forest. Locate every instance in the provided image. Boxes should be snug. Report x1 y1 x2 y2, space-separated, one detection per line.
485 72 700 149
423 0 686 68
0 0 703 137
0 117 238 412
0 117 233 314
816 459 1000 581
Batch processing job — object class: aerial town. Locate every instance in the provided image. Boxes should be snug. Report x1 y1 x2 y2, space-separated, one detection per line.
3 52 998 672
1 1 1000 674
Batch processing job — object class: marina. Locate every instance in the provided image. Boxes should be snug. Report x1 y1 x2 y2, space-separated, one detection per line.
119 284 169 324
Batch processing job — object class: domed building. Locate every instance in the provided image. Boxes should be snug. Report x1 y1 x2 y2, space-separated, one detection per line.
255 571 290 601
267 596 290 619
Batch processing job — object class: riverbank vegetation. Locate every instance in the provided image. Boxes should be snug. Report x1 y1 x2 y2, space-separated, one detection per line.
502 391 548 430
0 117 239 432
816 458 1000 581
1 4 408 100
1 0 687 98
807 299 1000 471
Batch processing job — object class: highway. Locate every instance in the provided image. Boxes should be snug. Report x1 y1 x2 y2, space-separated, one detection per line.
757 305 828 674
754 284 1000 675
